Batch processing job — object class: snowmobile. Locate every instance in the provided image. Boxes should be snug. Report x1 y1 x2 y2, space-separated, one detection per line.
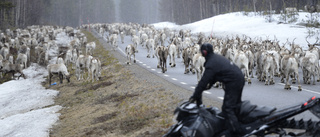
163 96 320 137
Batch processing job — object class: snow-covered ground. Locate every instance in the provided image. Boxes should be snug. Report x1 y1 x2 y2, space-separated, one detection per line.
0 33 71 137
0 11 319 136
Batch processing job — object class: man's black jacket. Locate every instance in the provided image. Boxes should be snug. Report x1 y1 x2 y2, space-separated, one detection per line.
192 52 245 100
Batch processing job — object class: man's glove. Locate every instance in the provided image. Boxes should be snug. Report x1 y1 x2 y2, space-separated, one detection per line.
189 96 202 106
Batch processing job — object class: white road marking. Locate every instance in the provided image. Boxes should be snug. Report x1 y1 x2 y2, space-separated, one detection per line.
172 78 177 81
190 86 195 89
218 97 224 100
118 47 126 55
164 74 169 77
204 91 211 94
180 82 187 85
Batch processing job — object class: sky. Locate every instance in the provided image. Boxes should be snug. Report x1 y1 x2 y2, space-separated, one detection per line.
0 11 319 137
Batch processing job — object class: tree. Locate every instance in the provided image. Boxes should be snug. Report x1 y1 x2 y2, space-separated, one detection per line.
0 1 15 30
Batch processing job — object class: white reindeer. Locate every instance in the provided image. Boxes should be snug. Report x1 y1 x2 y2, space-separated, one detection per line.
1 59 26 80
146 38 155 58
140 33 148 47
168 43 177 67
47 63 70 86
300 51 319 85
192 53 205 82
125 44 136 65
85 41 96 55
76 54 86 80
120 31 125 43
16 53 28 69
109 34 118 51
56 57 65 64
262 53 276 85
65 49 73 66
71 48 78 69
280 55 302 91
89 58 101 82
85 55 93 80
131 35 140 53
233 50 251 84
0 46 9 60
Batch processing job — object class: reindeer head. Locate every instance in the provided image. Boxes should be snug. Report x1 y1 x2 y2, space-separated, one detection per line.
306 37 319 50
65 74 71 83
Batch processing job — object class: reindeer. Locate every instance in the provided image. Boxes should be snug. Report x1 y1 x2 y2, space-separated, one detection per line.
306 37 320 60
47 63 70 86
76 54 86 80
131 35 140 53
109 34 118 51
16 53 28 69
1 59 26 80
280 55 302 91
56 57 65 64
262 53 276 85
85 41 96 56
155 45 168 73
125 44 136 65
145 38 155 58
168 42 177 67
192 53 205 83
233 49 251 84
300 52 319 85
89 58 101 82
65 48 73 66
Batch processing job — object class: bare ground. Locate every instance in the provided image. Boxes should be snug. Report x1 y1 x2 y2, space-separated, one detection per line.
48 30 221 137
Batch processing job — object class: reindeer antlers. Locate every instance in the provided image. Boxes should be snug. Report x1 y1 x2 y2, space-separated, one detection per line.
305 36 319 46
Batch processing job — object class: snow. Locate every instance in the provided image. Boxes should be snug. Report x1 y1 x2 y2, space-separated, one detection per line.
153 12 319 50
1 11 319 137
0 32 71 137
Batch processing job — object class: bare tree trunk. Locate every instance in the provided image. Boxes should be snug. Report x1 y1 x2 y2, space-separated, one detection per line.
23 0 26 27
253 0 257 15
79 0 82 26
200 0 203 19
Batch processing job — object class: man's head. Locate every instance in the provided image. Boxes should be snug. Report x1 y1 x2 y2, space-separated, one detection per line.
200 43 213 57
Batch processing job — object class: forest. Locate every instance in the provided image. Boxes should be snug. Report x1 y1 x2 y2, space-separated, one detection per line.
0 0 318 30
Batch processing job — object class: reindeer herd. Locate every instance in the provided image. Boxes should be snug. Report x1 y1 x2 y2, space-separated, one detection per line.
0 22 319 91
82 22 320 91
0 25 102 87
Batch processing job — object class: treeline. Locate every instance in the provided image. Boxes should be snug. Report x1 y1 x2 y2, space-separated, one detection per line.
0 0 116 30
160 0 319 24
0 0 318 30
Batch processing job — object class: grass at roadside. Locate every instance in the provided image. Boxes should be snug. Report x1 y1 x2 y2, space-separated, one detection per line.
49 30 182 137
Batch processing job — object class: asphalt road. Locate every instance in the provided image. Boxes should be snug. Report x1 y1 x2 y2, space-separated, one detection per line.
97 31 320 121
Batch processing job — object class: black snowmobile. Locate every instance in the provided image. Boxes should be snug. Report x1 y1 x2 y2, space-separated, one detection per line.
164 96 320 137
